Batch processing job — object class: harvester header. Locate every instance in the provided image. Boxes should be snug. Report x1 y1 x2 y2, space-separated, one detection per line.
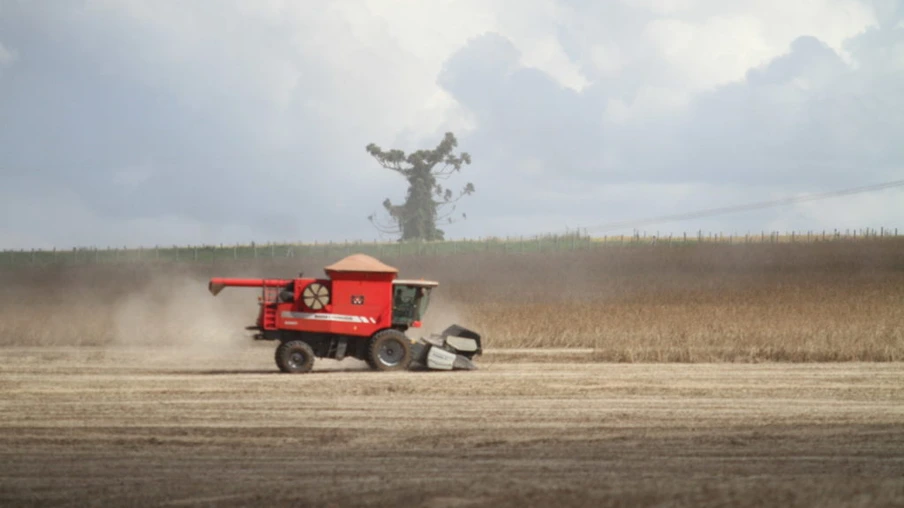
206 253 482 373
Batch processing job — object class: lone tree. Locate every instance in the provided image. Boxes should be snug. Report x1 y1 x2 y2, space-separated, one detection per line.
366 132 475 241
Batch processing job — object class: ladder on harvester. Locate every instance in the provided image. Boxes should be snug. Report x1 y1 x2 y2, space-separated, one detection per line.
261 286 279 329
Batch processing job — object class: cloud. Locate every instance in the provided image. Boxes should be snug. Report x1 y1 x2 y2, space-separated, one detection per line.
0 0 901 248
447 15 901 180
0 41 16 67
0 1 439 245
434 3 902 235
438 33 603 182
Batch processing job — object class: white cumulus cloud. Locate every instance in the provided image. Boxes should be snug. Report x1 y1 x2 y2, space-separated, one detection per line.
0 41 17 67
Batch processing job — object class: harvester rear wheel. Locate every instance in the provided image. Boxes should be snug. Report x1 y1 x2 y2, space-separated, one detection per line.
366 329 412 371
275 340 315 373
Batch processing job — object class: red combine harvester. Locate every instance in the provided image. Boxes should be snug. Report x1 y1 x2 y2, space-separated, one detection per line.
208 254 482 373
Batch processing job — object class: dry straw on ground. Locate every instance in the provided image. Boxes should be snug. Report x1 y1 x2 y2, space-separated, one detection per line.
4 353 902 507
1 238 901 362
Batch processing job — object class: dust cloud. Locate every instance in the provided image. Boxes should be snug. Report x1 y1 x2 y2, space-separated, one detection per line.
109 273 259 364
420 292 470 339
109 272 372 371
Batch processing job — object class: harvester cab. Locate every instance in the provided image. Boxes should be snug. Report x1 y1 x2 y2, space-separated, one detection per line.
207 254 482 374
391 280 437 328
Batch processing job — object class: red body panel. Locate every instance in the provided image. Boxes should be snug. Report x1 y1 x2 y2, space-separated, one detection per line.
210 274 396 338
274 278 392 337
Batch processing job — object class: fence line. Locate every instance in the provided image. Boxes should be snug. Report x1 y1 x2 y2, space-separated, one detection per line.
1 228 900 267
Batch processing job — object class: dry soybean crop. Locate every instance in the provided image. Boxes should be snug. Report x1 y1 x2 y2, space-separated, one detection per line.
1 238 902 361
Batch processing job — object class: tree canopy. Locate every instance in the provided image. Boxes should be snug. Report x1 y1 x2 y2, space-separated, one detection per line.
366 132 475 241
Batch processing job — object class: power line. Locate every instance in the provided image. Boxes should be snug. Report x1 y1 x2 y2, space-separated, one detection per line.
580 178 904 234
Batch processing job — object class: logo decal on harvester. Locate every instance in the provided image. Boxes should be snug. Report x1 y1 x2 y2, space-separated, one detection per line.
350 295 365 305
281 311 376 324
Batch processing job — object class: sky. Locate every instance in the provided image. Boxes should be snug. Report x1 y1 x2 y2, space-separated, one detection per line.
1 0 902 249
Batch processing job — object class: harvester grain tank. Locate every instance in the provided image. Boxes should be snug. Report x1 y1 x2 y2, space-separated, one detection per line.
207 254 482 373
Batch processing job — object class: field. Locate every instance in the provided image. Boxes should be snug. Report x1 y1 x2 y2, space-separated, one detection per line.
1 239 903 506
1 348 902 507
1 238 902 360
2 229 897 266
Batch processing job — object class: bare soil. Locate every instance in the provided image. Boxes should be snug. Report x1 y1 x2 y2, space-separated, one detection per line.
1 346 902 507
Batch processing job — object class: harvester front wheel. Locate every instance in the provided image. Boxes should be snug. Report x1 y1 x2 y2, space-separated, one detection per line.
366 329 412 371
275 340 315 373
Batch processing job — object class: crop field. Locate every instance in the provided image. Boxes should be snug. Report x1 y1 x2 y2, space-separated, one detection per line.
1 237 901 361
2 229 897 266
1 238 903 506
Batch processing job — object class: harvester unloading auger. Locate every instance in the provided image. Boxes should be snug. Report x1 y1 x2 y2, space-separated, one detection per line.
207 254 482 373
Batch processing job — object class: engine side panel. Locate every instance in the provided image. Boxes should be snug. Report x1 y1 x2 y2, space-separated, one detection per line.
274 278 393 338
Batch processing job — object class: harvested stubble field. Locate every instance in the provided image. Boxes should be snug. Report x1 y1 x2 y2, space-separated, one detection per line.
1 240 904 506
0 348 903 507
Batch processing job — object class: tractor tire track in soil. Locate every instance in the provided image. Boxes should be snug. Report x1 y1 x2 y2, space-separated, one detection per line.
1 347 903 507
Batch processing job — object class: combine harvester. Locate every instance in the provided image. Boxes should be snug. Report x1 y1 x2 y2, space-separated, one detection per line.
208 254 482 373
